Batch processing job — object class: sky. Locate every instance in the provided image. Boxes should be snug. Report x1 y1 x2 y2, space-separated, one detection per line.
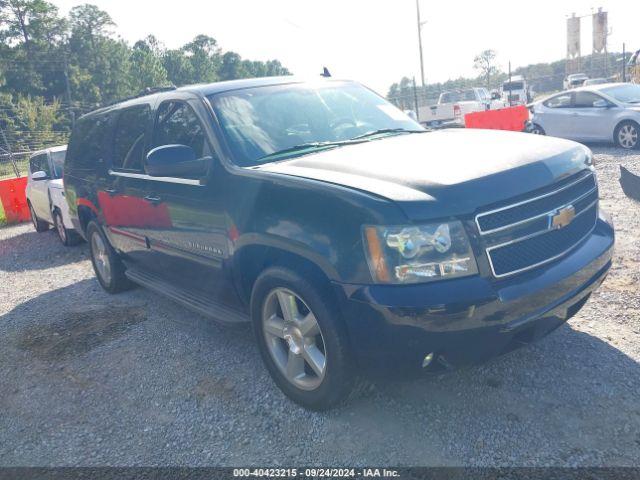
51 0 639 95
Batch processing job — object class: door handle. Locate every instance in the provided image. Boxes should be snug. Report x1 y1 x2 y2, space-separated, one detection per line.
144 195 162 204
104 188 117 196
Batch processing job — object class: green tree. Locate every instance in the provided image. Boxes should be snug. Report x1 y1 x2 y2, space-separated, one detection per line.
129 37 169 91
473 49 499 89
219 51 245 81
183 34 220 83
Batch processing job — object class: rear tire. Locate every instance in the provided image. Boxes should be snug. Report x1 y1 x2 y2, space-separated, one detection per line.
614 121 639 150
53 210 81 246
28 202 49 232
250 266 353 411
87 221 133 294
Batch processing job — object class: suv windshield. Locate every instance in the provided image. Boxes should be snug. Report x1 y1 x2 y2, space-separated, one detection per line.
601 84 640 104
50 150 66 178
209 82 422 166
503 82 524 90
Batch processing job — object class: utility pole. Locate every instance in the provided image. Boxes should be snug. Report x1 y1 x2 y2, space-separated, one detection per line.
416 0 426 87
622 43 626 82
412 77 420 122
63 56 75 128
508 61 512 107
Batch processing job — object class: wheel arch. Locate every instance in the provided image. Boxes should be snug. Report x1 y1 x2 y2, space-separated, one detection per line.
233 241 337 308
77 205 97 237
614 118 640 137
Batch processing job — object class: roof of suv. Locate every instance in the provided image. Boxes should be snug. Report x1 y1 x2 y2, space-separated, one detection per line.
177 75 311 96
77 76 337 120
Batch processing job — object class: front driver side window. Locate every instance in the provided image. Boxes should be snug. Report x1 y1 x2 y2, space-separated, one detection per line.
152 101 207 158
573 92 606 108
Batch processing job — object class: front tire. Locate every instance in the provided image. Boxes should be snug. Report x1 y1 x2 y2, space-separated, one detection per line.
28 202 49 232
250 267 353 410
531 123 546 135
87 221 133 294
615 121 639 150
53 210 81 246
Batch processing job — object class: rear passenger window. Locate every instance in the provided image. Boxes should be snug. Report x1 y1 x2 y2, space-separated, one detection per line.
152 102 206 158
544 94 572 108
66 114 111 170
112 105 151 171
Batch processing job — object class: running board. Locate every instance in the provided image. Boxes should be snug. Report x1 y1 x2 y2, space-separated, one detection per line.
125 268 249 325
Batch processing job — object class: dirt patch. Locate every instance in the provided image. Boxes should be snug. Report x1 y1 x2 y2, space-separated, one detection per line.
193 375 236 403
17 305 147 361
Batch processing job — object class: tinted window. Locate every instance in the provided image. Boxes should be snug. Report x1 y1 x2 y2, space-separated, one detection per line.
210 82 421 166
66 114 111 170
112 105 151 171
503 82 524 90
544 94 572 108
573 92 605 108
152 102 206 158
50 150 66 178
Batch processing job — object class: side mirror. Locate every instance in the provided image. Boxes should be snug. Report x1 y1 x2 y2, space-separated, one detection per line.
145 144 207 178
31 170 48 181
593 100 610 108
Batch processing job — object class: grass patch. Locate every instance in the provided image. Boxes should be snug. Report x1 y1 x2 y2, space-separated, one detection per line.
0 201 6 226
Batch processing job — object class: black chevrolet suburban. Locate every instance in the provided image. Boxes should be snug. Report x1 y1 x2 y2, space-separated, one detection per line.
64 77 614 410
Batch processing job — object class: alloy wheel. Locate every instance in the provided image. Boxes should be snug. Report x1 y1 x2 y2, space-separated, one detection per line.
91 231 112 285
618 124 638 149
262 288 327 391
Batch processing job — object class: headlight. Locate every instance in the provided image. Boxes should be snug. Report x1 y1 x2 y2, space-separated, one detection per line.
363 221 478 284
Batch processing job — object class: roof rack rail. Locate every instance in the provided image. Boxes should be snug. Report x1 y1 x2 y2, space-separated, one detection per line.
138 85 177 96
102 85 177 108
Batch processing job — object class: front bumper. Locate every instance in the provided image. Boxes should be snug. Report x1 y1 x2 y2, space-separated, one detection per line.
333 216 614 375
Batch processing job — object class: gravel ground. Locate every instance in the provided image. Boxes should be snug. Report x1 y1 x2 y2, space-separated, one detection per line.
0 146 639 467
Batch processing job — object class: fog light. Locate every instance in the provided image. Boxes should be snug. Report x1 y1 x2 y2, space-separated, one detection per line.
422 353 434 368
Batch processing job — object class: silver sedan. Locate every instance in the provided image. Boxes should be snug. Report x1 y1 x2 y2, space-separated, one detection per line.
530 83 640 149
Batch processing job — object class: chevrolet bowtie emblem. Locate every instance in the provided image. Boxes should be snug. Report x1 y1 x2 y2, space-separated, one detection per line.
549 205 576 230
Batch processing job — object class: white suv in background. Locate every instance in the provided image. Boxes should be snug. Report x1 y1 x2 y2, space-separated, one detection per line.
25 145 80 246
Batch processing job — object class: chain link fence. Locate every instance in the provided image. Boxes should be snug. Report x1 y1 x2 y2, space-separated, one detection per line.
0 131 70 180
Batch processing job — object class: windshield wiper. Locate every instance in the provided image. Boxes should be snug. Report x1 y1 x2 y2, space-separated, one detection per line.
349 128 426 141
256 129 426 163
257 141 346 162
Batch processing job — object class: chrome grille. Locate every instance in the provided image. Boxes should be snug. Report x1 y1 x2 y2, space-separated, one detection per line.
476 172 599 278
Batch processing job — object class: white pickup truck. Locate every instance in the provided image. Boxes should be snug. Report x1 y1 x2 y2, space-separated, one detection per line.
419 88 506 128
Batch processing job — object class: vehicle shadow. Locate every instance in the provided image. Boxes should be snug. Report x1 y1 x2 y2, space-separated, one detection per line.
0 227 87 272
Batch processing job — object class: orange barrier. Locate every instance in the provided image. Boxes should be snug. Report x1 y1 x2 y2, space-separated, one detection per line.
464 105 529 132
0 177 29 224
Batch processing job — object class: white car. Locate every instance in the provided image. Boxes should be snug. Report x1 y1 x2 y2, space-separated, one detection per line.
25 145 81 246
563 73 589 90
530 83 640 149
419 88 506 128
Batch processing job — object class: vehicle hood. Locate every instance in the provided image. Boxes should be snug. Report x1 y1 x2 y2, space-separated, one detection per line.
255 129 591 220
